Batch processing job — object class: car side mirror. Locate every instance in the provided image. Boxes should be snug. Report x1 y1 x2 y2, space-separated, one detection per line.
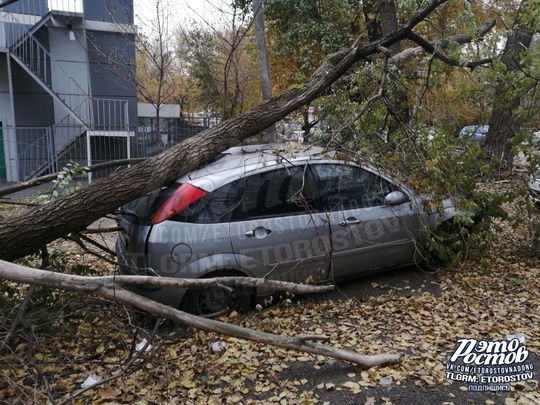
384 191 409 206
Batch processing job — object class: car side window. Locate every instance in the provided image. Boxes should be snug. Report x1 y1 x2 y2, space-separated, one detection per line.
234 165 316 219
313 163 397 210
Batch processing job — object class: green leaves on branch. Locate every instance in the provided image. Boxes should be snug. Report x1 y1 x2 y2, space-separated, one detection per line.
35 161 87 204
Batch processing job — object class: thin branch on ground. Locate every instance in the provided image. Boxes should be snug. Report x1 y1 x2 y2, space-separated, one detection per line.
63 234 118 266
76 232 116 257
0 260 400 368
58 319 162 405
0 285 36 355
81 227 122 234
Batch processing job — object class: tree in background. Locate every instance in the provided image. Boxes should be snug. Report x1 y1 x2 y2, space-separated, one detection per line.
135 0 181 142
176 5 260 121
261 0 535 151
361 0 409 139
88 0 185 141
252 0 276 141
483 0 539 167
262 0 361 138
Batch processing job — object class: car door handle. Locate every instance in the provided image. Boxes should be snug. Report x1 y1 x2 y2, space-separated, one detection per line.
339 217 362 226
245 226 272 238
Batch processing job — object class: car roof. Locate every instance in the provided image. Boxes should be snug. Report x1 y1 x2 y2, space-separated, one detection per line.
179 143 333 192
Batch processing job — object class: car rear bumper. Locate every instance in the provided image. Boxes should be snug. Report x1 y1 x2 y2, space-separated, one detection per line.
116 235 187 308
116 235 160 292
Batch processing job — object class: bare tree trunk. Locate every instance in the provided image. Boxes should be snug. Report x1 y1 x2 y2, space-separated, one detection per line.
0 0 449 262
253 0 276 142
0 259 400 368
483 0 534 167
380 1 400 55
362 0 409 139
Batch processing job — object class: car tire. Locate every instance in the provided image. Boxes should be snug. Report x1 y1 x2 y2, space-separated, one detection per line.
180 271 252 316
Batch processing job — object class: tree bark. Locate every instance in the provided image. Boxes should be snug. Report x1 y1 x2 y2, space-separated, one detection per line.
362 0 409 138
253 0 277 142
0 0 450 262
0 259 400 368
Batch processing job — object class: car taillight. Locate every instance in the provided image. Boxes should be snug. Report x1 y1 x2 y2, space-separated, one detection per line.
149 183 207 225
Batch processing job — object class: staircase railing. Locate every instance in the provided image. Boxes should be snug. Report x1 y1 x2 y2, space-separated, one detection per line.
92 98 130 130
0 1 83 46
0 1 137 182
20 98 130 180
48 0 83 14
2 0 89 126
11 36 91 126
2 0 82 19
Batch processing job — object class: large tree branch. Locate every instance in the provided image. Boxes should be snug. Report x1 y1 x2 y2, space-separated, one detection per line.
0 260 399 368
400 20 496 68
313 19 496 101
0 263 335 294
0 0 449 262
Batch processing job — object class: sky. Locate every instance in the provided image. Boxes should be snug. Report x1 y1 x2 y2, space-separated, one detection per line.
133 0 234 31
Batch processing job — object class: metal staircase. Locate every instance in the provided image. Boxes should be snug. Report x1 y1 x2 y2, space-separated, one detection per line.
1 0 133 181
7 11 90 128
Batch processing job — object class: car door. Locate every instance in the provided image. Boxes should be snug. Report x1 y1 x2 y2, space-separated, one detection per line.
311 163 420 279
230 164 331 285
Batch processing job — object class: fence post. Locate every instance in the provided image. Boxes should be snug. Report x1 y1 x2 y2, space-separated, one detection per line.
0 123 5 181
47 126 57 174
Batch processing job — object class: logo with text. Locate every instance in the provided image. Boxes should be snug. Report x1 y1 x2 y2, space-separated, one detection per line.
445 335 534 392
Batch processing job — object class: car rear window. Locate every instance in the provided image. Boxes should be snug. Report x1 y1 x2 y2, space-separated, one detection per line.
121 180 245 225
119 184 181 224
169 180 243 223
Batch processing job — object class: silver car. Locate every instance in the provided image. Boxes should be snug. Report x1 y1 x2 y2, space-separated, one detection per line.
116 144 457 315
458 125 489 144
525 168 540 203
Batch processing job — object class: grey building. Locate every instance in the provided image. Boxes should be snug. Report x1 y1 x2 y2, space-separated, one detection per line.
0 0 137 182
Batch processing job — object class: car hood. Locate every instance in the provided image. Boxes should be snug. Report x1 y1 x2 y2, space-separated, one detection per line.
417 193 474 225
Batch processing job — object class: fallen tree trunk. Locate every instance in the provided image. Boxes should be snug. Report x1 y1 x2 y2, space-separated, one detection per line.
0 259 400 368
0 0 449 261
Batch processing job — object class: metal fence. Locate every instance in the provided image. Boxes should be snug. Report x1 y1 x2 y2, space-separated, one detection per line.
0 0 194 199
0 124 208 199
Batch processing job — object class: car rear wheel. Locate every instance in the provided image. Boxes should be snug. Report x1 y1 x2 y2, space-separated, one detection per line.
180 271 252 316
